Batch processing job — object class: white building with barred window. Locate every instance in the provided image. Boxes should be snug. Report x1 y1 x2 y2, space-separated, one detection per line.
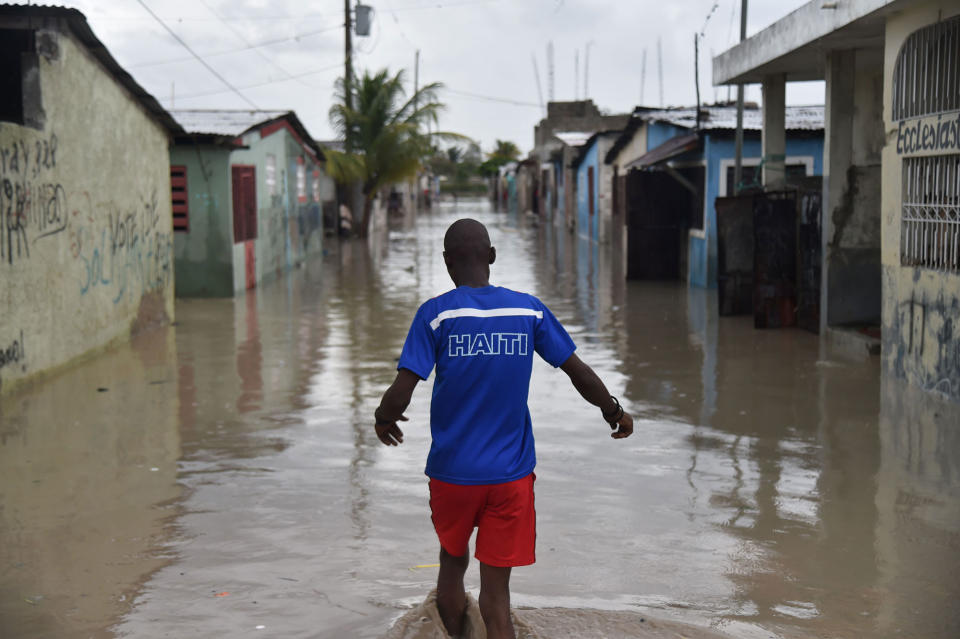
714 0 960 401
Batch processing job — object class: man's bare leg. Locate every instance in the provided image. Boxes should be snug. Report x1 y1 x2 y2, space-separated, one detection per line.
478 563 514 639
437 547 469 636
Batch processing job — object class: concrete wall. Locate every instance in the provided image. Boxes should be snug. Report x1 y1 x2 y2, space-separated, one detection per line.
611 125 648 172
822 48 885 328
229 127 325 294
171 145 233 297
0 23 174 394
880 1 960 400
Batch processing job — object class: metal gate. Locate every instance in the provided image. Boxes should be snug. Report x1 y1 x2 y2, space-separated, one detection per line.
796 178 823 333
716 195 755 316
753 192 798 329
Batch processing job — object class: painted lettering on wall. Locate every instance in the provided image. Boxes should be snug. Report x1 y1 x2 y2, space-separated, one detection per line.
0 133 65 265
896 111 960 155
74 190 173 303
0 330 26 371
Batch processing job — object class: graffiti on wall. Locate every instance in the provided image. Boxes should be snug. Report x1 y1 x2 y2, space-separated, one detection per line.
896 291 960 397
0 134 65 265
1 131 172 303
72 189 173 303
0 329 26 372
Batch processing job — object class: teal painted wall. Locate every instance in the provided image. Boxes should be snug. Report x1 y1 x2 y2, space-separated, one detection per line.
171 145 234 297
229 126 327 294
172 124 332 297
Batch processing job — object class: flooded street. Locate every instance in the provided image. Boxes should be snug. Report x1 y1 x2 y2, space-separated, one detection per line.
2 199 959 639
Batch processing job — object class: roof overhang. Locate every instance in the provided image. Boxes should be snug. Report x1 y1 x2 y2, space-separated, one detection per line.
712 0 912 85
173 133 244 148
0 5 185 136
626 133 701 170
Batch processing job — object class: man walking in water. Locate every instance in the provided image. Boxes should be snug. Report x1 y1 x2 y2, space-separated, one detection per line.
374 219 633 639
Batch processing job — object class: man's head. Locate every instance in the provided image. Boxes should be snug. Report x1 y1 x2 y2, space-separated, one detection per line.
443 218 496 286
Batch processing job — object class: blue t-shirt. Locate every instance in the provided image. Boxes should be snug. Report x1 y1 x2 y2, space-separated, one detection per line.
398 285 576 485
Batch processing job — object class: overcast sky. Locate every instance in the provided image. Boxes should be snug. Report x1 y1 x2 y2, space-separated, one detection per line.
22 0 825 154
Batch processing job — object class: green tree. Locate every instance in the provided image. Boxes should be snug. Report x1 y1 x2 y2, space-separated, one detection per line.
325 68 455 237
491 139 520 163
478 139 522 177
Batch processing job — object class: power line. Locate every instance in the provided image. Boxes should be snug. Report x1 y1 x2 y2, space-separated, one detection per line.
165 62 344 102
386 0 501 12
445 88 540 108
129 23 341 69
134 0 258 108
197 0 317 88
699 1 721 38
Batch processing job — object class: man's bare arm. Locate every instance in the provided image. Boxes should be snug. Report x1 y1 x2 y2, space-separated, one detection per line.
373 368 421 446
559 354 634 439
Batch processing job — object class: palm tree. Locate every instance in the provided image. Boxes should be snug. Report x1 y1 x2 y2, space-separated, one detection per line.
326 68 453 237
491 139 521 163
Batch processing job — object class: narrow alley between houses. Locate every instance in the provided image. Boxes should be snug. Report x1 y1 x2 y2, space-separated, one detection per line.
2 200 958 639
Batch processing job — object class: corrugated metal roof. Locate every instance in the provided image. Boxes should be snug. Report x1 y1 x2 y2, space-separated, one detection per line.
170 109 290 137
553 131 594 147
643 105 824 131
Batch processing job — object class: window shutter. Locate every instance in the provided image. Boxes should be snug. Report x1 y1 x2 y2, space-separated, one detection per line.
171 165 189 231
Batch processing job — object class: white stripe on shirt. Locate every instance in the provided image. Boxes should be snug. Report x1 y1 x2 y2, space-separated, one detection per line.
429 307 543 330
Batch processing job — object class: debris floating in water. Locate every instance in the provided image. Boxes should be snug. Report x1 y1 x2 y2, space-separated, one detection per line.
408 563 441 571
214 592 230 598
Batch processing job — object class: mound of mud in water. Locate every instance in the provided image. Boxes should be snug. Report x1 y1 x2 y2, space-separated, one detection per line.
383 591 732 639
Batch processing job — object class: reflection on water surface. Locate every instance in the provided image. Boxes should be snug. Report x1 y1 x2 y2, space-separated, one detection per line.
1 199 957 638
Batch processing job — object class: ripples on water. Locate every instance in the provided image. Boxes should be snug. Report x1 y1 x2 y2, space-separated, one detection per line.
0 199 958 639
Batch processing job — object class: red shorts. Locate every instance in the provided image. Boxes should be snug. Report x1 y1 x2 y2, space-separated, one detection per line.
429 473 536 568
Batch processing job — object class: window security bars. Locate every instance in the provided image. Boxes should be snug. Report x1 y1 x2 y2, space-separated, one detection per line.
902 155 960 272
892 15 960 121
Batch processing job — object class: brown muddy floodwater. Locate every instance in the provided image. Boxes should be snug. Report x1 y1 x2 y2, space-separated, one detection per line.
2 199 959 639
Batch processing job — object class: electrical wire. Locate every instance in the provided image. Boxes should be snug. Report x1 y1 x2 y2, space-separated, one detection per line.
166 62 344 102
384 0 501 12
129 23 341 69
383 0 418 49
445 88 540 108
197 0 318 88
699 1 720 38
135 0 258 108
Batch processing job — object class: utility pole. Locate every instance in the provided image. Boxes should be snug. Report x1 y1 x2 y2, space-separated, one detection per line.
547 41 555 102
532 53 545 116
344 0 353 136
733 0 748 194
584 41 594 100
574 49 579 100
657 37 664 107
640 48 646 104
694 33 701 129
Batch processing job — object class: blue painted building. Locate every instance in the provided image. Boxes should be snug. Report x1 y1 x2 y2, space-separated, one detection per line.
572 131 623 243
606 105 824 287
